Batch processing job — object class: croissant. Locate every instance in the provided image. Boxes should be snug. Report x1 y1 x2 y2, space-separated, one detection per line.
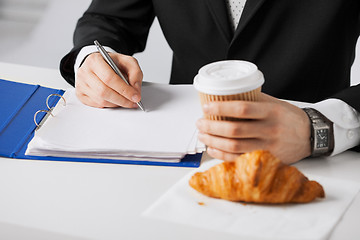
189 150 325 203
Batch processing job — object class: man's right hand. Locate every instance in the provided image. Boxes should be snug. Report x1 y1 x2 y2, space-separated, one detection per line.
75 52 143 108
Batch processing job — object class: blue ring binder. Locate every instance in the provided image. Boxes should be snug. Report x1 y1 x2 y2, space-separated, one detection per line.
0 79 202 167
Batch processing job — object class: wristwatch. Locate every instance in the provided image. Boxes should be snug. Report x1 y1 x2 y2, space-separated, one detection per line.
302 108 334 157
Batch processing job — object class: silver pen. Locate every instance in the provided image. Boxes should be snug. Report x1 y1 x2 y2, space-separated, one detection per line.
94 40 146 112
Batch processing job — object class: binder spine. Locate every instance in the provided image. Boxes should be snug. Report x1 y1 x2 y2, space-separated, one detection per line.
11 90 64 158
0 85 40 133
11 122 36 158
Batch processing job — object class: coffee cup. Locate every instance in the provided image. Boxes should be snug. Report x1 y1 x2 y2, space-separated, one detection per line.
193 60 264 121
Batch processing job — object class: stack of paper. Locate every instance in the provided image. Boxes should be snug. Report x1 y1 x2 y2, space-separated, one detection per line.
26 83 205 162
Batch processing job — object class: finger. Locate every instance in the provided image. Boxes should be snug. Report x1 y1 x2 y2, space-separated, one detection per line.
110 53 143 94
75 77 118 108
196 118 264 139
198 133 263 154
75 73 103 107
77 65 137 108
87 53 142 103
203 101 271 120
85 71 138 108
76 92 118 108
206 147 242 162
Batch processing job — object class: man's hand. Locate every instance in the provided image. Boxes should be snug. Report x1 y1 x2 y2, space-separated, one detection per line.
75 52 143 108
196 93 311 164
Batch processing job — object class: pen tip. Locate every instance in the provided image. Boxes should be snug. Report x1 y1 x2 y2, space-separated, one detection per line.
137 101 146 112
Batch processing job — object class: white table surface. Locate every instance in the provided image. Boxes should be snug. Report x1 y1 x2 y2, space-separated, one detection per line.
0 62 359 240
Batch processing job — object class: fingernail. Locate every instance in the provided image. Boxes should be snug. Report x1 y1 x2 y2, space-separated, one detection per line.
203 104 209 113
132 94 140 103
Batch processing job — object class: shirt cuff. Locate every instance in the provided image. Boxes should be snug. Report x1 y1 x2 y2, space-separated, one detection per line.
74 45 116 80
309 99 360 156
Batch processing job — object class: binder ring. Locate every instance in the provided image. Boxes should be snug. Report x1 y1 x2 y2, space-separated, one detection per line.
46 94 66 110
34 110 53 128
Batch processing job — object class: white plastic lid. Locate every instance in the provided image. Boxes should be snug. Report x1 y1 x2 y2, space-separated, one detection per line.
193 60 264 95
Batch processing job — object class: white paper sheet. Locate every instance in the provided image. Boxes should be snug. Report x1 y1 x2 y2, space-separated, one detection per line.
26 83 204 161
143 159 360 240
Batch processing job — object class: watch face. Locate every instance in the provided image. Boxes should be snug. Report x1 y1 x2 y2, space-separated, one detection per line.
316 129 329 148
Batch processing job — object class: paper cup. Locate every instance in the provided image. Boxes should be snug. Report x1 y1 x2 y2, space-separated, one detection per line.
193 60 264 121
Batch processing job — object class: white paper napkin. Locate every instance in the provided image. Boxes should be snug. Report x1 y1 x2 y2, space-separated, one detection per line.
143 160 360 240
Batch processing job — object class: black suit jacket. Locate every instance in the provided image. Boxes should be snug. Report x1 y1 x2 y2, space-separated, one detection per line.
60 0 360 112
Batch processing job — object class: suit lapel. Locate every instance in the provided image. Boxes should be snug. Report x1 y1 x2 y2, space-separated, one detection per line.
205 0 233 43
233 0 268 41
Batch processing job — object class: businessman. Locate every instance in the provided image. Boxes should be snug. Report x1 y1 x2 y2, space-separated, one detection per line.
60 0 360 164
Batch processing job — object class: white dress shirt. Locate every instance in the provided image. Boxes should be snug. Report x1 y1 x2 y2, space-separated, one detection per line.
74 0 360 156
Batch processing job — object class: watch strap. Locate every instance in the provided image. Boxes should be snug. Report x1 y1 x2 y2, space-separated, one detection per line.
302 108 334 157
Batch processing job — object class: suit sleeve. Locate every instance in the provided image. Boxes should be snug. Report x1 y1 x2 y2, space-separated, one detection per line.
60 0 155 86
332 84 360 113
330 84 360 152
